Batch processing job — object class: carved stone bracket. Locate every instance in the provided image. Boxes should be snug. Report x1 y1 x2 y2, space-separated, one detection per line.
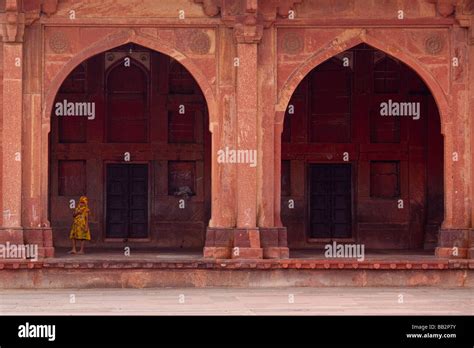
194 0 222 17
455 0 474 44
196 0 303 30
231 0 263 44
426 0 474 44
427 0 456 17
24 0 60 26
1 0 25 42
42 0 60 17
1 0 59 41
274 0 303 18
234 15 263 43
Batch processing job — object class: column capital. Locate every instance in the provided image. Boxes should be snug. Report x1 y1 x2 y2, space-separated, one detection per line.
232 0 263 44
1 5 25 43
233 15 263 44
455 0 474 44
1 0 60 39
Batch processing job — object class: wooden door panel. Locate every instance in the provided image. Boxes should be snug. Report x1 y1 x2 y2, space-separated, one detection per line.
106 164 148 239
310 164 352 239
130 223 147 238
106 165 129 238
129 164 148 238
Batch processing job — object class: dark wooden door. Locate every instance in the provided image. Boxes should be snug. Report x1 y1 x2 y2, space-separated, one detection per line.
309 164 352 238
106 164 148 238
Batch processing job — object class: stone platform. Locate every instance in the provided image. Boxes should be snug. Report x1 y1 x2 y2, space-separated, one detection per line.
0 249 473 289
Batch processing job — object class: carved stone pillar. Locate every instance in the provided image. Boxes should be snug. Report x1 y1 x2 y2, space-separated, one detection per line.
0 3 25 249
22 22 54 258
436 1 474 259
203 0 264 259
0 1 58 257
202 0 295 259
229 1 263 259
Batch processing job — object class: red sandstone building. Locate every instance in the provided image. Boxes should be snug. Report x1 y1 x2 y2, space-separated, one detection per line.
1 0 474 269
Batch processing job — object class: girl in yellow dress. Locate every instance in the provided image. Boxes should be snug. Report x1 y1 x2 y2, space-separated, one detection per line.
68 196 91 255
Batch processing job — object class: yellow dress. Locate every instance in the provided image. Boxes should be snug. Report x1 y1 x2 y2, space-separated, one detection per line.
69 204 91 240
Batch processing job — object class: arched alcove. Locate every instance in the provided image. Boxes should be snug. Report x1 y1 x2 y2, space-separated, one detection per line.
278 43 444 251
49 43 211 251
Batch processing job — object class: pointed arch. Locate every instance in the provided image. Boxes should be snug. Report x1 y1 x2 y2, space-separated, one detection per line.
43 29 218 129
276 30 450 135
273 30 456 247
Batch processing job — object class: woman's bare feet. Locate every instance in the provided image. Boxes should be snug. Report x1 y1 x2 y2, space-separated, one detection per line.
77 250 85 255
67 250 76 254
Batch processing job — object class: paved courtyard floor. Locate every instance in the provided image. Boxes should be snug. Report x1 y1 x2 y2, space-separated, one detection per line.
0 287 472 315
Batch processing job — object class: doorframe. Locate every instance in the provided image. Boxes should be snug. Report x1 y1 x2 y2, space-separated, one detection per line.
306 161 357 244
103 160 152 242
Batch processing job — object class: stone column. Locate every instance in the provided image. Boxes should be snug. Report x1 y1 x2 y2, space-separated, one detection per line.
231 4 263 259
22 23 54 258
273 120 284 228
435 25 472 259
0 6 24 248
203 27 238 259
204 1 264 259
257 27 288 259
468 20 474 259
